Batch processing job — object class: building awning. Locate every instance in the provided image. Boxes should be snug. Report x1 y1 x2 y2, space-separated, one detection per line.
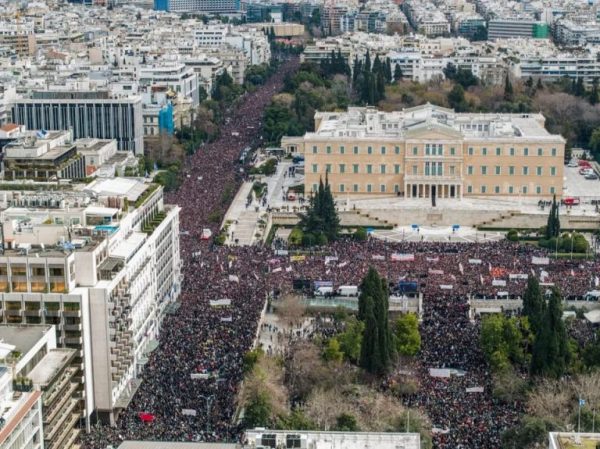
584 309 600 324
144 339 159 354
114 378 142 409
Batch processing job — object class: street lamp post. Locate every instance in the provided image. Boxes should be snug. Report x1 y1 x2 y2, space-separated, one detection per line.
198 394 214 434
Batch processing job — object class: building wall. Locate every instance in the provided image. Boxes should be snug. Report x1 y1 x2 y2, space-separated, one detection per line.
11 100 144 154
303 135 564 198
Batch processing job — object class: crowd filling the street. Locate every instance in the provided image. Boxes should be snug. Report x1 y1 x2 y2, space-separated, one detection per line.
80 56 600 449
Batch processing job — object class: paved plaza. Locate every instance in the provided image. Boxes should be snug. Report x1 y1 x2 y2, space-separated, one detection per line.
371 225 505 243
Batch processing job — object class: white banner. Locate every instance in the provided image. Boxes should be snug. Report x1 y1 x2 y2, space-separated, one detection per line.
509 273 528 280
492 280 506 287
210 299 231 307
221 316 233 322
272 267 282 273
466 387 484 393
440 284 453 290
372 255 385 260
325 256 338 265
427 257 439 263
532 256 550 265
392 253 414 262
285 266 293 272
228 274 239 283
468 259 482 265
338 261 348 268
182 409 197 416
429 269 444 275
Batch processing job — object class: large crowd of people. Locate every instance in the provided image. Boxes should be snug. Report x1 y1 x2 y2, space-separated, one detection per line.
80 53 600 449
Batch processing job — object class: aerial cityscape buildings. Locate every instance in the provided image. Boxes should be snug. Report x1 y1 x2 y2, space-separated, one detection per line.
0 0 599 448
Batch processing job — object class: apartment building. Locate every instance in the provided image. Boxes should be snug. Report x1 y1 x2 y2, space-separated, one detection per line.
138 64 201 107
0 325 79 449
11 91 144 154
0 365 43 449
0 178 181 427
282 104 565 199
154 0 240 13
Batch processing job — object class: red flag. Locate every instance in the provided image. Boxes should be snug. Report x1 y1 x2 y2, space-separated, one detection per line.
138 412 155 423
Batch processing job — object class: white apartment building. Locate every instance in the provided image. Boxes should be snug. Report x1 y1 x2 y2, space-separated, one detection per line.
0 368 43 449
138 64 201 107
0 177 181 426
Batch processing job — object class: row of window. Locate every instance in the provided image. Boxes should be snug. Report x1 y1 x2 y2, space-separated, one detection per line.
466 166 557 176
310 183 558 195
466 185 557 194
311 163 557 177
312 163 404 174
310 144 559 157
312 183 400 193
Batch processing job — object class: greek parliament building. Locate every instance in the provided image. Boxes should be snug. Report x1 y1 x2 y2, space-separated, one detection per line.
281 104 566 199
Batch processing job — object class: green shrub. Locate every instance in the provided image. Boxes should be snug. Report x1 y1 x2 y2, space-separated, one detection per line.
506 229 519 242
354 227 368 241
302 232 316 247
289 227 303 246
315 233 328 246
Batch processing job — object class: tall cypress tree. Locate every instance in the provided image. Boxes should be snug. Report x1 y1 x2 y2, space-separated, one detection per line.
522 276 544 334
358 268 393 374
360 295 381 373
504 73 514 101
385 58 392 83
546 195 560 239
393 63 403 82
531 287 569 377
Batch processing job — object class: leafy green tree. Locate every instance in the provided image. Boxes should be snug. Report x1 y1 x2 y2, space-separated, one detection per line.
244 392 272 427
501 416 549 449
589 128 600 159
394 313 421 356
354 227 368 241
323 338 343 362
338 316 364 362
335 413 359 431
447 85 468 112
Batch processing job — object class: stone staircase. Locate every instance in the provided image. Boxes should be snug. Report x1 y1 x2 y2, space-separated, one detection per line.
231 210 260 245
475 210 522 229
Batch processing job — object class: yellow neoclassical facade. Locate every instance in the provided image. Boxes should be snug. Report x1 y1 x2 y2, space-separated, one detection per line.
281 104 566 199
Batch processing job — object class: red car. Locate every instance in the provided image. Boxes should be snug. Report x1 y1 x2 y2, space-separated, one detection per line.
563 197 580 206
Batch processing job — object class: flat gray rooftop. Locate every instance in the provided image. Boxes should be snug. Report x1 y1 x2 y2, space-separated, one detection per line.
0 325 52 356
118 443 239 449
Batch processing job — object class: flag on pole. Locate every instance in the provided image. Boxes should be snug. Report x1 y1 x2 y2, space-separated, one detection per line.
580 398 586 407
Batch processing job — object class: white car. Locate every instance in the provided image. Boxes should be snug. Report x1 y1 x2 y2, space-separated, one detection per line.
580 168 594 176
567 160 579 167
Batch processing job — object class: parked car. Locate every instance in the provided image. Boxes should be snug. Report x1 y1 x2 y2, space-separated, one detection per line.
585 173 599 180
580 168 594 175
567 160 579 167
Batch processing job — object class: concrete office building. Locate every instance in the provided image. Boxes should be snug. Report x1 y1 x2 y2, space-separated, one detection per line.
11 91 144 154
154 0 240 13
281 104 565 199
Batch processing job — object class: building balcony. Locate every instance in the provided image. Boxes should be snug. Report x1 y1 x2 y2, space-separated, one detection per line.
63 323 81 332
63 310 81 318
44 399 79 441
64 336 82 345
5 309 23 317
24 309 42 317
44 382 78 423
45 309 62 317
